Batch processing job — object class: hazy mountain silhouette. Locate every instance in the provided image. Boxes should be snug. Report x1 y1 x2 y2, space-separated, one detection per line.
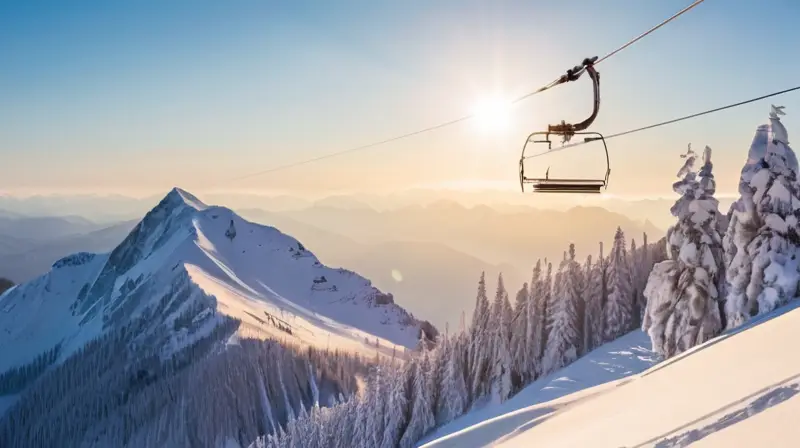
282 201 663 269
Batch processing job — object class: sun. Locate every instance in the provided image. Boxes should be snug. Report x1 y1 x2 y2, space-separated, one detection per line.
471 96 512 133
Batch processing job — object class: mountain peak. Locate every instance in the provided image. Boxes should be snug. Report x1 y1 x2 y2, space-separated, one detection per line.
163 187 207 211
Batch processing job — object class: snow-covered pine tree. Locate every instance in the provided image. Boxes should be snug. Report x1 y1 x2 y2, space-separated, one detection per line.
437 334 467 425
468 272 491 401
425 345 445 427
398 355 435 448
643 144 724 358
725 106 800 327
629 238 642 325
541 260 554 355
489 274 513 403
638 233 652 318
351 392 368 448
525 261 545 380
582 254 599 353
510 282 529 388
604 227 634 342
380 362 411 448
365 365 387 448
542 245 582 375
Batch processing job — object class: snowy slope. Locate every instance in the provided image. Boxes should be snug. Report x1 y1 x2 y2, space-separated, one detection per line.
420 330 658 447
427 300 800 448
0 188 429 377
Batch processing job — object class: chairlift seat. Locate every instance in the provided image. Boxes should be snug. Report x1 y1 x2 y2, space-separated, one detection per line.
519 131 611 194
528 178 606 194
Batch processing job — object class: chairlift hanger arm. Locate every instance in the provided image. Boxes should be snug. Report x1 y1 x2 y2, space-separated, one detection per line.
547 57 601 141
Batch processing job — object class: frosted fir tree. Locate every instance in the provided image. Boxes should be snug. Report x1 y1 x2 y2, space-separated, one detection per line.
437 335 467 425
589 243 608 350
637 233 653 316
725 106 800 327
510 283 529 386
489 275 513 403
365 366 387 448
643 145 724 358
425 346 444 428
540 261 554 355
629 238 642 324
582 251 604 353
542 245 582 375
225 219 237 241
351 395 368 448
398 356 435 448
604 227 634 342
380 363 410 448
525 260 546 380
468 273 491 400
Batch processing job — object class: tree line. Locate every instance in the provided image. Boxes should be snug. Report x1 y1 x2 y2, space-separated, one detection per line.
254 228 666 448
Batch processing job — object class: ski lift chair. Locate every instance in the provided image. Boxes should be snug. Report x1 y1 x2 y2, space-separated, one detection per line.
518 57 611 194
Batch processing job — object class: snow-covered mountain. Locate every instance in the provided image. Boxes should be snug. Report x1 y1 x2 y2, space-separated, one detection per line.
0 187 434 447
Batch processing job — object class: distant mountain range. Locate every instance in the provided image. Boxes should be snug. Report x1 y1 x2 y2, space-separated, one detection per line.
0 194 662 330
0 189 696 229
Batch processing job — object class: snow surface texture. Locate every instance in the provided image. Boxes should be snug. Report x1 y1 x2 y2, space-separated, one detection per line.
449 298 800 447
0 187 427 382
419 329 657 447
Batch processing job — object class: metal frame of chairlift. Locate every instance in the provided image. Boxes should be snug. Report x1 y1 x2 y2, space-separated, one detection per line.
519 57 611 194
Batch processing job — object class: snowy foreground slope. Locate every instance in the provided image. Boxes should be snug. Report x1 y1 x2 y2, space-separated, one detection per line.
420 330 658 447
425 300 800 448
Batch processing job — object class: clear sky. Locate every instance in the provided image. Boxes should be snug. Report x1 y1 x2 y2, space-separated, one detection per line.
2 0 799 199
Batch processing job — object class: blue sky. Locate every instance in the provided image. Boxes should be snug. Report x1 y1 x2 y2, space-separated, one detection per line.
2 0 799 197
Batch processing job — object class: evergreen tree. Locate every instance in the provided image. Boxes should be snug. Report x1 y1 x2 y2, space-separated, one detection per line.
629 238 642 325
543 245 582 374
725 106 800 327
365 365 387 448
468 273 491 400
489 275 513 403
380 362 410 448
437 335 467 425
582 253 604 353
526 261 546 379
510 283 529 388
541 261 554 355
643 145 724 358
638 233 653 317
604 228 634 342
398 356 435 448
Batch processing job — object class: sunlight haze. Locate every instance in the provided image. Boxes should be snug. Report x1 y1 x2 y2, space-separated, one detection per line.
2 0 799 199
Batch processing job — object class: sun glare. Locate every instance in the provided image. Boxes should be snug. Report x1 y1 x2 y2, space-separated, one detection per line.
471 96 512 133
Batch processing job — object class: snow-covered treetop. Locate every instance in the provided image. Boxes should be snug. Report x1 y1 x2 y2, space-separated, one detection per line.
669 143 719 232
770 104 789 145
698 146 715 196
676 143 697 180
770 104 786 119
760 105 796 179
670 144 699 219
734 106 798 206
